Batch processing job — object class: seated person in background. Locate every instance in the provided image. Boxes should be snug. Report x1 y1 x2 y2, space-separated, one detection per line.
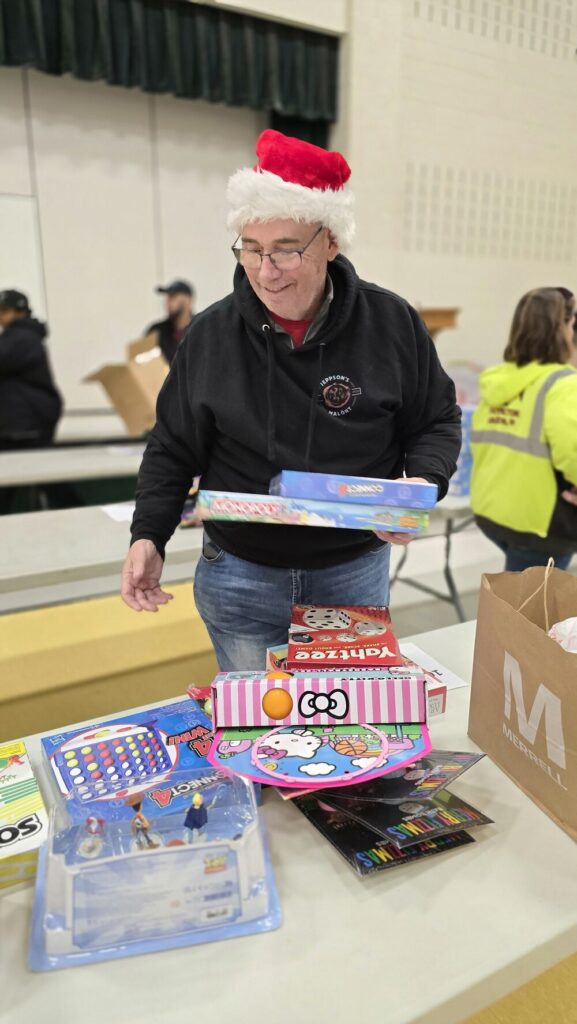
144 279 195 365
471 287 577 572
0 289 62 452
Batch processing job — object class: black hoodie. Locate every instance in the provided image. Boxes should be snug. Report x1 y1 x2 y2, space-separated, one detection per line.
131 256 461 568
0 317 62 442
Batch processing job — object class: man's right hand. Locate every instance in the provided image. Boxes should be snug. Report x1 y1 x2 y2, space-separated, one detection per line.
121 539 174 612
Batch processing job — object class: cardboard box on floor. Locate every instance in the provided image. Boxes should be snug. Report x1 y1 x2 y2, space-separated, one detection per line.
84 333 168 436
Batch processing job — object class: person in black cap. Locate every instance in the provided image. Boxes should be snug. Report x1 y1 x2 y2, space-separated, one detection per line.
143 279 195 366
0 289 62 452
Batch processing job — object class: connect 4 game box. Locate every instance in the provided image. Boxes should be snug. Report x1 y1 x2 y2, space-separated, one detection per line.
287 605 402 669
0 740 48 889
41 699 214 812
270 471 438 508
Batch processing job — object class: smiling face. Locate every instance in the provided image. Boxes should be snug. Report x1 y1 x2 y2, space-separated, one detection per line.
240 219 339 321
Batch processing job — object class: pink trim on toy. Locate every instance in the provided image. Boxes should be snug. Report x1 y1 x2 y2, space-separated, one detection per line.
211 671 426 728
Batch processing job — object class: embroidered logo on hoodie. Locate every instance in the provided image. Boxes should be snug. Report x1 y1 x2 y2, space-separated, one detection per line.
319 374 362 417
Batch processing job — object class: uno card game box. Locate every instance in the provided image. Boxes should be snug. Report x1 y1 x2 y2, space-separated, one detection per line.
270 471 438 508
287 605 402 669
195 491 429 534
41 699 213 806
0 740 48 889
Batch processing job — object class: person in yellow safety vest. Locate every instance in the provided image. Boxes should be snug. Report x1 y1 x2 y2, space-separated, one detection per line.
471 287 577 573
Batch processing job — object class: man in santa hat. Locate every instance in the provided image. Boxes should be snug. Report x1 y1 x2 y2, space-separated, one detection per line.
121 130 461 670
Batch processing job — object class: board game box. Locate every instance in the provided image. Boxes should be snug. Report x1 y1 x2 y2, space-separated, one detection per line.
41 699 214 810
287 605 402 669
0 740 48 889
195 491 429 534
293 794 475 876
270 471 438 508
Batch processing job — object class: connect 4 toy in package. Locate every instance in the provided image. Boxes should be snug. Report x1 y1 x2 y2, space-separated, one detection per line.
41 699 214 811
287 605 402 669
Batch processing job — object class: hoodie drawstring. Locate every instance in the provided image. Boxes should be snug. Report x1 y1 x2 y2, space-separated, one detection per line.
304 342 326 471
263 328 325 470
263 324 277 462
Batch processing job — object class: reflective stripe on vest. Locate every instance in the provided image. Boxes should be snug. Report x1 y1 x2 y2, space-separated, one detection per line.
470 368 575 457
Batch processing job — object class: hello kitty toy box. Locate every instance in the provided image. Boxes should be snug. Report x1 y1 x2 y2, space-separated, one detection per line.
210 667 428 729
287 605 401 669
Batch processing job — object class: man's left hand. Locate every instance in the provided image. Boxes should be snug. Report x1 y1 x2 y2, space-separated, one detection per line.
374 477 430 545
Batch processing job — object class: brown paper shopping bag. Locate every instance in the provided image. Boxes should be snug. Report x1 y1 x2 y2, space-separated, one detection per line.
468 562 577 840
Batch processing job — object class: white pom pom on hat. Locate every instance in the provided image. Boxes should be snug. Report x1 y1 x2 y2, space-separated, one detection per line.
227 129 355 251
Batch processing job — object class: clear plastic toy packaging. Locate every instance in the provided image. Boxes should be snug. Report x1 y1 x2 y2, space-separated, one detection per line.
29 767 281 970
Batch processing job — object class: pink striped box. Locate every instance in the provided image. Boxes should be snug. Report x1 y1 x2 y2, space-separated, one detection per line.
211 670 427 728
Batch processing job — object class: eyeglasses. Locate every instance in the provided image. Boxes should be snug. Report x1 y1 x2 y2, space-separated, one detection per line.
232 225 324 270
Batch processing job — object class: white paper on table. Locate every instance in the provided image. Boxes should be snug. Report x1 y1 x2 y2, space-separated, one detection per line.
399 642 468 690
100 502 136 522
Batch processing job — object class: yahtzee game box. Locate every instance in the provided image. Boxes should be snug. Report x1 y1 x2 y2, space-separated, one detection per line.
287 605 402 669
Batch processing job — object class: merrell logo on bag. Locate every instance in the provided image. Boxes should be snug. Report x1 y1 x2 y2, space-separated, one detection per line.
503 651 566 772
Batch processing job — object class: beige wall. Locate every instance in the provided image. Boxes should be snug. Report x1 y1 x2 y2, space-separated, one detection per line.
336 0 577 374
0 67 264 411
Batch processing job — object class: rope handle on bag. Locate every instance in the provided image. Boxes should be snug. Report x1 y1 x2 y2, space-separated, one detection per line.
517 557 555 633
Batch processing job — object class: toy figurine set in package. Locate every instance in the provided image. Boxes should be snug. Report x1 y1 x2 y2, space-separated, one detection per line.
30 698 280 968
29 767 281 970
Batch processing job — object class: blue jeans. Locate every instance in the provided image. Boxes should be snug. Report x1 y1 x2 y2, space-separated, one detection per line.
193 536 391 671
493 542 572 574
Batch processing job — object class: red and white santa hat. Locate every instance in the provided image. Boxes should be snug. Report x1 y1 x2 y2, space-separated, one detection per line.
227 129 355 250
